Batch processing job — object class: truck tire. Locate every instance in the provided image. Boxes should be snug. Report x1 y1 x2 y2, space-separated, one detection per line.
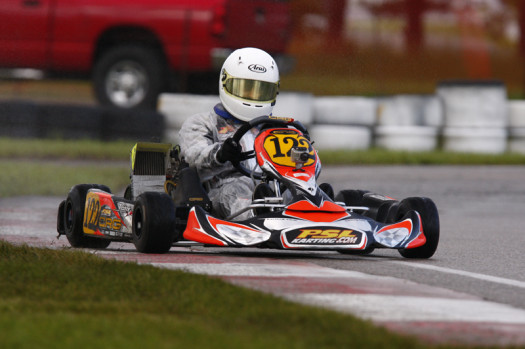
93 45 165 110
64 184 112 249
132 192 176 253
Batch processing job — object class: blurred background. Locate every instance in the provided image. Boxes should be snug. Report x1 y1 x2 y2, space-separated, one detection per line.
2 0 525 101
3 0 525 155
285 0 525 98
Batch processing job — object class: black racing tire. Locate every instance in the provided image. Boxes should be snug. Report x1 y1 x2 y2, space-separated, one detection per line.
335 189 369 214
93 45 166 110
335 190 375 256
132 192 176 253
64 184 112 249
394 197 440 259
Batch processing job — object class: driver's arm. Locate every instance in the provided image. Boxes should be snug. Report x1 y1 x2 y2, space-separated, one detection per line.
179 113 224 171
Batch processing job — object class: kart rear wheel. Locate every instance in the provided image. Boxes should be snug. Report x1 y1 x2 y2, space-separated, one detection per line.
132 192 176 253
64 184 112 249
394 197 439 259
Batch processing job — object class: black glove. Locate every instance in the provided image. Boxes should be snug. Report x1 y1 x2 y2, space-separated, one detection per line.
216 137 243 164
216 137 256 164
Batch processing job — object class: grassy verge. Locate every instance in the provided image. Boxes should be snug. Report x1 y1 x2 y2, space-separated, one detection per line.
0 241 432 349
0 138 133 160
3 138 525 198
318 148 525 165
3 137 525 165
0 161 129 197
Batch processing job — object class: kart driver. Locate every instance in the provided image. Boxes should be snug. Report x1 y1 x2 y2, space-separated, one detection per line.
178 47 280 220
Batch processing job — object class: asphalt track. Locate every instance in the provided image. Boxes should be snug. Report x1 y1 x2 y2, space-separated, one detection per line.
2 165 525 346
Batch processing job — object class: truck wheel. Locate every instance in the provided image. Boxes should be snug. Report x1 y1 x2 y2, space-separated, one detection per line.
93 45 165 109
395 197 440 259
132 192 176 253
64 184 112 249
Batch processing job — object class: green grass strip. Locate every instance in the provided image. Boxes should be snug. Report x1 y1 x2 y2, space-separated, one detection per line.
319 148 525 165
0 137 133 160
0 241 437 349
0 160 129 197
3 137 525 165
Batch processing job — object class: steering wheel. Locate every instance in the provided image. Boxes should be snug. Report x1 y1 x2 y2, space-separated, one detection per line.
230 115 309 179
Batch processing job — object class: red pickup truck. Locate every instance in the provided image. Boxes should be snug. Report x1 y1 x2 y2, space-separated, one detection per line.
0 0 292 109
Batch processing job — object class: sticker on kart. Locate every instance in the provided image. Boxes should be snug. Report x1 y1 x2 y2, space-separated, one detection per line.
83 191 125 237
262 130 315 167
281 227 366 248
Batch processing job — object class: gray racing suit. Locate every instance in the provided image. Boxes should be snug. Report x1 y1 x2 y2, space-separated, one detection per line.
178 104 259 220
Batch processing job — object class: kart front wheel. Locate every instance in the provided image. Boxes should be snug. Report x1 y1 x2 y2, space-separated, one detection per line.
395 197 439 259
64 184 112 249
132 192 176 253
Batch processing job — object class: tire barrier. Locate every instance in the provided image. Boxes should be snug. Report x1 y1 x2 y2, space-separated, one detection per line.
0 101 165 141
377 95 442 127
308 125 372 150
273 92 314 126
155 82 519 153
375 126 439 152
443 127 508 154
437 81 508 128
437 81 508 154
508 101 525 154
158 93 218 132
313 96 376 126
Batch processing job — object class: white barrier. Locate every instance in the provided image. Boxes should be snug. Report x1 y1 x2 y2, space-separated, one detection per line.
158 86 521 153
443 127 507 154
158 93 218 131
377 95 443 127
375 126 439 152
309 125 372 150
509 128 525 154
437 82 508 128
273 92 314 125
313 96 377 126
508 100 525 128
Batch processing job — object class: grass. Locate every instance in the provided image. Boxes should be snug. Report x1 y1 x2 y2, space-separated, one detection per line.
0 137 132 160
0 241 432 349
2 137 525 198
319 148 525 165
0 138 132 197
0 160 129 197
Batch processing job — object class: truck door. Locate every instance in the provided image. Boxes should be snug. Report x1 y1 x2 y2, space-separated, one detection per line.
223 0 291 53
0 0 53 68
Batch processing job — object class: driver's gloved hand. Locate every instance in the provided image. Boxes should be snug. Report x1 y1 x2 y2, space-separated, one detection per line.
216 137 243 164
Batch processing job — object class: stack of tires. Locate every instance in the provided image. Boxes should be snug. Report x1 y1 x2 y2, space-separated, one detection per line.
308 96 375 150
508 100 525 154
375 94 442 152
437 81 508 154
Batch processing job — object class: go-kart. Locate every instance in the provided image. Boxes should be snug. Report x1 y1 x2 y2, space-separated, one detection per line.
57 115 439 258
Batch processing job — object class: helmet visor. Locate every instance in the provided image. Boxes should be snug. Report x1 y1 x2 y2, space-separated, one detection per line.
224 77 279 103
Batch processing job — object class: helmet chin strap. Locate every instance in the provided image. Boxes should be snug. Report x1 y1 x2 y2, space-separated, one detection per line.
214 103 244 124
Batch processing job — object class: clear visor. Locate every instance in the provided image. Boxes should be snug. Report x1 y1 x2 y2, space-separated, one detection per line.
224 77 279 103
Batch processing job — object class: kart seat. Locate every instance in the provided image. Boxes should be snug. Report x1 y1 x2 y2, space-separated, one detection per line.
171 167 212 212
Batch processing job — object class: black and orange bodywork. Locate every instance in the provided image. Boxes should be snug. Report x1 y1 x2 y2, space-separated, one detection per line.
182 118 428 252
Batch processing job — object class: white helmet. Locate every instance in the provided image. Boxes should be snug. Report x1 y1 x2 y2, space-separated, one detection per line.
219 47 280 122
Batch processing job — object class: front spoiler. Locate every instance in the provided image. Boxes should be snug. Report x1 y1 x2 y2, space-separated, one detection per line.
183 206 426 251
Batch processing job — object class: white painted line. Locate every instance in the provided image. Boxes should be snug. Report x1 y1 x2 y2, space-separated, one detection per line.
149 262 376 279
286 293 525 324
390 261 525 289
